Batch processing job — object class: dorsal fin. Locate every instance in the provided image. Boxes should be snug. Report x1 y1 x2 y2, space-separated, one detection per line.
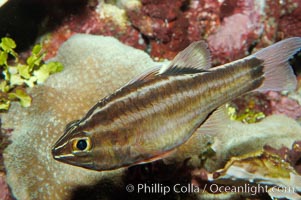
159 41 212 75
124 41 211 87
125 65 161 86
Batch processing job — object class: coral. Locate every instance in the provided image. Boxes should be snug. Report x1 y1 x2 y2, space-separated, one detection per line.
38 0 301 63
289 76 301 122
2 34 156 200
207 0 263 64
290 142 301 174
228 93 272 123
255 0 283 48
227 105 266 123
265 141 301 174
184 0 220 41
191 142 301 199
126 0 190 59
0 125 12 172
267 91 301 120
185 115 301 199
0 173 11 200
1 0 301 198
42 0 144 60
255 0 300 48
202 0 298 64
228 89 301 123
96 2 128 29
278 0 301 38
210 115 301 171
204 149 301 199
167 114 301 174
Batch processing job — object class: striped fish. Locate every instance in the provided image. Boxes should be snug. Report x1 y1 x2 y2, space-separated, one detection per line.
52 37 301 171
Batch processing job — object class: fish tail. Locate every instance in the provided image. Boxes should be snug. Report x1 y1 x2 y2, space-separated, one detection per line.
253 37 301 92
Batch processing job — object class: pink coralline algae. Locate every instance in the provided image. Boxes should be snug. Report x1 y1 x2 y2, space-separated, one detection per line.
267 91 301 120
0 173 11 200
207 0 263 64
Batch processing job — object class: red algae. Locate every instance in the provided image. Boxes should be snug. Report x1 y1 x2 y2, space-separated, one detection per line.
230 93 272 122
256 0 300 49
230 90 301 123
207 0 262 64
39 0 301 62
267 91 301 120
184 0 220 41
0 173 12 200
264 141 301 174
42 0 145 60
278 0 301 38
127 0 190 59
42 2 100 59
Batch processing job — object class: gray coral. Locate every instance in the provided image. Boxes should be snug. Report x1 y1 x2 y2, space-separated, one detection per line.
2 34 155 200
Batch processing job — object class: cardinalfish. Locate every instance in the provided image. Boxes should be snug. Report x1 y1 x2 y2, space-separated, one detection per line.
52 37 301 171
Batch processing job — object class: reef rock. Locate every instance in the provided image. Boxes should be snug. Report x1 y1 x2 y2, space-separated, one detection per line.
168 112 301 173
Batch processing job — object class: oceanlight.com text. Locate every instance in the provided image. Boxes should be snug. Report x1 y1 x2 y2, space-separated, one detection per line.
125 183 295 196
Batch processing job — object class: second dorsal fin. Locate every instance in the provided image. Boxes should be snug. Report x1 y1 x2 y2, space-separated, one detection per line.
159 41 212 75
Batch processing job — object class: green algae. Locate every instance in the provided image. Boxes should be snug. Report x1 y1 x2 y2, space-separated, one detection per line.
0 37 63 111
227 104 266 123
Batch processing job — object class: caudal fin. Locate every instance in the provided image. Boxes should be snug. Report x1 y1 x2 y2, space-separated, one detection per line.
253 37 301 92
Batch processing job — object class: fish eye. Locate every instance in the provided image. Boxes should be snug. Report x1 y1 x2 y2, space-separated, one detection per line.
72 137 92 152
77 139 87 150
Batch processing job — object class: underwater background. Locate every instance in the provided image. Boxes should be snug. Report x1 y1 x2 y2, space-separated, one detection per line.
0 0 301 199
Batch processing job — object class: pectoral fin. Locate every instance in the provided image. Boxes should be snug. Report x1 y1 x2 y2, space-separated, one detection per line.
134 149 178 165
197 105 231 136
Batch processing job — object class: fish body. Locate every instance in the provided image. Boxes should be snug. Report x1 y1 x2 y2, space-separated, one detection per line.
52 38 301 171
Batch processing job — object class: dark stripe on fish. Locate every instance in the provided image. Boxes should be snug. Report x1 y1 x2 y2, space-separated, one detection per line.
78 57 263 133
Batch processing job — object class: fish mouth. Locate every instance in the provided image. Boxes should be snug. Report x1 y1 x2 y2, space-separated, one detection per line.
53 155 95 170
51 127 76 160
52 145 95 169
51 145 72 160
